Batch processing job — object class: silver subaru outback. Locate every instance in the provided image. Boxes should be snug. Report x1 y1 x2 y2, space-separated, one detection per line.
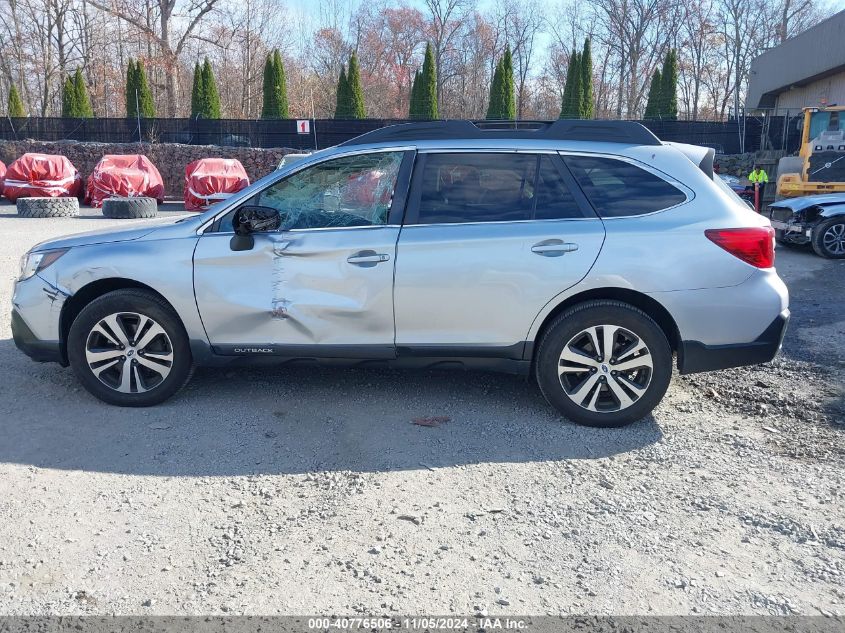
12 121 789 427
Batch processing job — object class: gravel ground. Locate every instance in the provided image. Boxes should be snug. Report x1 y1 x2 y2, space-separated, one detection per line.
0 203 843 617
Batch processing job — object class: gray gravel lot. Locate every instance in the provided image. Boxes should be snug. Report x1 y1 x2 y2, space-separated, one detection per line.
0 202 843 616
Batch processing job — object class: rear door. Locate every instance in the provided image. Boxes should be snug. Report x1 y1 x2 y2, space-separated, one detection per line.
393 151 605 356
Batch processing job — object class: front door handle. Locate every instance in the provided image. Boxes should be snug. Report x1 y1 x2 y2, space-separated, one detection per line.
347 250 391 267
531 239 578 257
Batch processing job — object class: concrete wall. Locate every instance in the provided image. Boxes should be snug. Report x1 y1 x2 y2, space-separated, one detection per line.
0 140 291 200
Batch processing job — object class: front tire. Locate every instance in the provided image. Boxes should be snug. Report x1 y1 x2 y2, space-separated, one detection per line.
811 217 845 259
67 289 193 406
535 300 672 427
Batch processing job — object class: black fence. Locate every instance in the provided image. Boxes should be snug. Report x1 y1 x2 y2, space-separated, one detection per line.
0 116 793 155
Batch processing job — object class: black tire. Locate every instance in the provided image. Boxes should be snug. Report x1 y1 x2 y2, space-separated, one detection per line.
811 217 845 259
16 196 79 218
102 196 158 219
67 289 193 407
535 300 672 428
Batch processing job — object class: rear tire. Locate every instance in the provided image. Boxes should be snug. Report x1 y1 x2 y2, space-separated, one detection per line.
16 196 79 218
535 300 672 427
67 289 193 407
811 217 845 259
102 196 158 219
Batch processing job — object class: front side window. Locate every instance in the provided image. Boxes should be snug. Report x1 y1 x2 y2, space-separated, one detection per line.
228 151 404 231
563 155 687 217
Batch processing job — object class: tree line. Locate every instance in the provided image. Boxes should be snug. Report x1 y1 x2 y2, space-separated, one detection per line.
0 0 832 122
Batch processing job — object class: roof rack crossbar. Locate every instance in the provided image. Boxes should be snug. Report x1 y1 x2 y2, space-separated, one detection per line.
339 119 661 147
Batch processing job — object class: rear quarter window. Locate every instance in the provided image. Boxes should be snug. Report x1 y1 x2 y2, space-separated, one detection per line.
563 155 687 217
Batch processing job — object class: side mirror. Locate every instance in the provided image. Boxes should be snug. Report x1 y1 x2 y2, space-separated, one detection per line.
233 205 282 235
230 206 282 251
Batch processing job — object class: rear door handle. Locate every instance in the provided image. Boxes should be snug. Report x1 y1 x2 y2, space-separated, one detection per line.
347 250 391 267
531 239 578 256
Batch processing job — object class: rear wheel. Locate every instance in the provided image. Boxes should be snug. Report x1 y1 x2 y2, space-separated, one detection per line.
67 289 193 406
811 217 845 259
535 300 672 427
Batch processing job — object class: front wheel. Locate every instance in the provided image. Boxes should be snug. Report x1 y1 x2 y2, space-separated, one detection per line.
811 217 845 259
68 289 193 406
535 300 672 427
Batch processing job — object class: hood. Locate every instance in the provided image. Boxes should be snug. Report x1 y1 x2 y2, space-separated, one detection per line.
31 214 200 252
771 193 845 211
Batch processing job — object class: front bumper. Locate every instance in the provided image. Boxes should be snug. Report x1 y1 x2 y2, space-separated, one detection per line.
11 274 67 365
678 309 790 374
11 307 62 363
770 219 812 239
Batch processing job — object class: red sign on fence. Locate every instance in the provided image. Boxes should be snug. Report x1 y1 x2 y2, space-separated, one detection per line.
297 120 310 135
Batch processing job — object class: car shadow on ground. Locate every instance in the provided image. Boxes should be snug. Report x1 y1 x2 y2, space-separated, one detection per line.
0 339 663 477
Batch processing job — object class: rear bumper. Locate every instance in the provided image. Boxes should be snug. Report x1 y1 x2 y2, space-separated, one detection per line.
678 309 789 374
11 307 63 363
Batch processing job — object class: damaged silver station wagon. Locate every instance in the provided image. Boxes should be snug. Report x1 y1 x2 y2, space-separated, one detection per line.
12 121 789 427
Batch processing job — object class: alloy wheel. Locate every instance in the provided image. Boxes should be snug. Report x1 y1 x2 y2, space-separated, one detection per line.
822 222 845 256
557 324 653 413
85 312 174 394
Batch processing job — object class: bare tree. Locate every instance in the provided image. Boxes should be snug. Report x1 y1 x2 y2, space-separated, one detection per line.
494 0 544 118
424 0 473 110
88 0 220 116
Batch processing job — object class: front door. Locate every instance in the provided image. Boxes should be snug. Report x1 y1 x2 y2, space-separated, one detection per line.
194 150 411 358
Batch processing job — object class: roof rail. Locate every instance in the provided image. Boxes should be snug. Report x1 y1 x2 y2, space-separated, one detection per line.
339 119 662 147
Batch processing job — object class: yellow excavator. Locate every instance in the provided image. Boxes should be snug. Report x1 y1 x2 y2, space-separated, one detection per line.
776 105 845 198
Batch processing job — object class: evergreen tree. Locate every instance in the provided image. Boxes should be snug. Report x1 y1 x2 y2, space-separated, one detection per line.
126 59 138 118
502 45 515 120
560 52 582 118
659 49 678 120
580 38 594 119
486 58 504 119
190 62 203 118
346 51 365 119
61 75 78 117
409 69 421 119
7 84 25 117
335 66 348 119
419 42 438 120
272 49 289 118
73 69 93 118
135 60 155 118
200 58 221 119
643 69 662 119
261 54 274 118
262 50 289 119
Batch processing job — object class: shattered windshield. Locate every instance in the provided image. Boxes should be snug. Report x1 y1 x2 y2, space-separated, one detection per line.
256 151 403 229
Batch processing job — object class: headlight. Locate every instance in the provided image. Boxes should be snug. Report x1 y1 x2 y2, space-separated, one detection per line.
18 248 68 281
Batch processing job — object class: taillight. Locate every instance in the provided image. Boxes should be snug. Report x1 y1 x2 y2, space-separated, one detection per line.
704 226 775 268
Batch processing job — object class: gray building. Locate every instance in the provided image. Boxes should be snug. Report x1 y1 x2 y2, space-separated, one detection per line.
746 10 845 111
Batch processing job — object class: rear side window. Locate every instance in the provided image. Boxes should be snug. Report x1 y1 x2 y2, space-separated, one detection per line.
412 153 588 224
535 156 583 220
416 153 537 224
563 155 686 217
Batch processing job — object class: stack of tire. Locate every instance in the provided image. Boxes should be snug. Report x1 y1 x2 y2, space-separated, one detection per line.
4 153 83 218
86 154 165 219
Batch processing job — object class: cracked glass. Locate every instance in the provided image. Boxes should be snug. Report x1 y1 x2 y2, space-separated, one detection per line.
254 151 404 230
